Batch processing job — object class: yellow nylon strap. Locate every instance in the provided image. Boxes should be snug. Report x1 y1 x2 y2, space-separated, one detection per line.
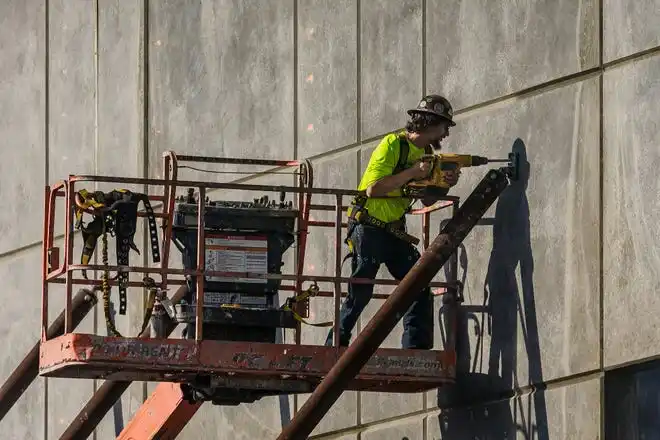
77 189 105 209
286 309 333 328
74 189 106 225
282 282 333 328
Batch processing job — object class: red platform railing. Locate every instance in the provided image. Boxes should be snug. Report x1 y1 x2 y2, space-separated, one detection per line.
32 150 463 439
40 150 460 350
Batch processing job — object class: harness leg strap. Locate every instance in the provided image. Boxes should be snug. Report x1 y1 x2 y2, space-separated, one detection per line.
111 192 161 316
139 194 161 264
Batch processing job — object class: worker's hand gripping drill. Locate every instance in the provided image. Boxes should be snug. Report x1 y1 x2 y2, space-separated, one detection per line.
404 154 463 198
408 155 460 185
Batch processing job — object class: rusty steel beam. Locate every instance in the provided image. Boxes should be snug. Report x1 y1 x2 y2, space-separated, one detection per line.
59 380 132 440
277 168 511 440
58 285 187 440
0 288 97 421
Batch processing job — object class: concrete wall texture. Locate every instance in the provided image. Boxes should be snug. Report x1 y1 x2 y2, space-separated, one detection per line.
2 0 660 439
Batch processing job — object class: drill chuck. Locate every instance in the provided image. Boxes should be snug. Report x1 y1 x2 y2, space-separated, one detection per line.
471 155 489 166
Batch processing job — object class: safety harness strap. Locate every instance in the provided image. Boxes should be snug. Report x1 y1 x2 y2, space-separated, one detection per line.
346 204 420 245
75 189 161 323
110 191 161 315
394 134 410 175
282 282 334 327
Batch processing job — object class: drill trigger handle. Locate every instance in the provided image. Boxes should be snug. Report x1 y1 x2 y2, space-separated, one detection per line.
419 154 436 178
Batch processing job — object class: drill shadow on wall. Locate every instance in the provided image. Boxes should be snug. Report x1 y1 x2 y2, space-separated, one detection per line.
435 139 549 439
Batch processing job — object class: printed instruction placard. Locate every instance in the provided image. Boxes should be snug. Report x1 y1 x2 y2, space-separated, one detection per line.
205 234 268 283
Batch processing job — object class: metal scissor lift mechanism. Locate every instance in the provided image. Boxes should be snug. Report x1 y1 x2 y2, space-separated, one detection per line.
31 150 519 439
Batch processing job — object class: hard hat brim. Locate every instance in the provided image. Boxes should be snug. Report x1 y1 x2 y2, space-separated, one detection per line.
407 108 456 126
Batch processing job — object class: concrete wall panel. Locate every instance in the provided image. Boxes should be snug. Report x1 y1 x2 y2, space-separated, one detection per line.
46 236 96 439
427 377 600 439
48 0 96 241
95 5 151 431
362 416 424 440
428 78 600 396
298 0 357 157
96 0 147 404
360 0 422 139
603 56 660 367
94 380 146 440
179 395 295 440
0 248 45 439
297 297 359 436
294 152 358 435
357 273 426 421
97 0 144 178
357 141 425 422
48 0 96 181
604 0 660 62
92 223 148 438
426 0 599 109
45 3 98 435
148 0 294 178
0 0 46 254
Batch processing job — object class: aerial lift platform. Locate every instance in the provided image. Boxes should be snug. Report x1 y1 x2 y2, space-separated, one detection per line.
0 149 517 438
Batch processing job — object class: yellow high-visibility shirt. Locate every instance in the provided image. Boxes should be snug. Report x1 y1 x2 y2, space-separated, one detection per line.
357 131 426 223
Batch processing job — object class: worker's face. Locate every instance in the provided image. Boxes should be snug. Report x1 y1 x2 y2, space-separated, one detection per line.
428 120 452 146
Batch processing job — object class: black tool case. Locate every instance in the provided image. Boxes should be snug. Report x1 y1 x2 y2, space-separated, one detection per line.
171 192 299 342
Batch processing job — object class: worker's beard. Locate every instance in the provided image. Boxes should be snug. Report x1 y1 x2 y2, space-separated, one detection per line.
429 140 442 151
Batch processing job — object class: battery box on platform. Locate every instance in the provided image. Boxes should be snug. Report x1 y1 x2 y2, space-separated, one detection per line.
171 189 299 343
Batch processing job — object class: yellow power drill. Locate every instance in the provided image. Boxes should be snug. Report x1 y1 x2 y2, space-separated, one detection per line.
403 153 510 197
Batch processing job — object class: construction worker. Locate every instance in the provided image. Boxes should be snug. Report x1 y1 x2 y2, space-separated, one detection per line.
325 94 459 350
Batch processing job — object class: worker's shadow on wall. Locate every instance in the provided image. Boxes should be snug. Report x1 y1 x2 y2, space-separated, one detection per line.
435 139 549 440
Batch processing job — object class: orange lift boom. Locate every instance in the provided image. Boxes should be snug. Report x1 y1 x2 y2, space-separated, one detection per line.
117 382 202 439
36 151 518 438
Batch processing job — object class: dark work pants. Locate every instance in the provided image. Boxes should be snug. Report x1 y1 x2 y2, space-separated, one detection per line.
324 221 434 349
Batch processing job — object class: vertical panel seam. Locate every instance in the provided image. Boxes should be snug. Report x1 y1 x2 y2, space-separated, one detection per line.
293 0 299 160
421 3 428 439
421 0 426 97
92 1 100 438
356 2 362 436
292 0 300 417
355 150 361 434
598 0 605 438
44 0 50 185
142 0 151 404
142 0 150 183
94 0 99 178
356 0 362 145
598 0 604 370
44 0 50 437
